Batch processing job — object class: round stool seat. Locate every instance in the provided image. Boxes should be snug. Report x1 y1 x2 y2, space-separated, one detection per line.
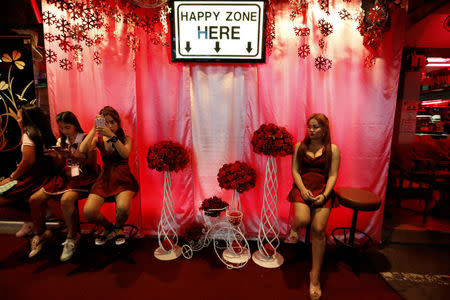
336 187 381 211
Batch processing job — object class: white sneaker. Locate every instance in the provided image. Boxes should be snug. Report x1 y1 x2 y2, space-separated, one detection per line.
29 235 44 258
16 222 33 237
60 236 79 262
95 229 115 246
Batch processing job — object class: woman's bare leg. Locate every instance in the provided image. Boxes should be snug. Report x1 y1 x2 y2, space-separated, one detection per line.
309 207 331 300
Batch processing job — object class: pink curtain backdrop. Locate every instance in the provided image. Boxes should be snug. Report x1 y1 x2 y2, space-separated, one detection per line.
43 1 406 242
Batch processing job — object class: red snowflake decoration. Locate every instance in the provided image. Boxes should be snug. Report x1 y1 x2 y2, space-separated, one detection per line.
265 0 276 56
108 8 122 23
56 18 72 34
298 44 310 59
84 38 94 47
93 51 102 65
289 0 308 20
93 34 104 45
314 55 332 71
318 19 333 37
71 44 83 63
368 5 387 24
57 35 72 52
52 0 73 11
139 16 155 34
44 33 56 43
42 11 57 25
339 8 352 20
343 0 352 2
123 12 138 25
82 12 101 31
319 0 329 15
364 54 376 69
318 39 326 49
126 33 140 52
70 25 87 42
59 58 73 71
294 26 310 37
70 2 86 21
76 62 84 72
45 49 57 64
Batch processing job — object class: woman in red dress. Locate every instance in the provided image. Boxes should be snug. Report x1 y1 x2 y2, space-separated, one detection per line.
0 104 56 237
286 113 340 300
28 111 98 260
79 106 138 246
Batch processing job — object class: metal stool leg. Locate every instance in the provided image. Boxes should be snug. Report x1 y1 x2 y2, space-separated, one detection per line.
349 209 359 247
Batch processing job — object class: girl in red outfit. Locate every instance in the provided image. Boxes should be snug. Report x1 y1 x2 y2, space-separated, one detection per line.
0 104 56 237
28 111 98 260
286 113 340 300
79 106 138 246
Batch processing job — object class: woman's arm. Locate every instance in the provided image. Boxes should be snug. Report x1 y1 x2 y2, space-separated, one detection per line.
9 145 36 180
313 144 341 205
79 124 97 154
292 142 314 201
109 136 132 159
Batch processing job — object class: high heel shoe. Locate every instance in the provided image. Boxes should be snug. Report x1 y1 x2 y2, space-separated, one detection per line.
309 272 322 300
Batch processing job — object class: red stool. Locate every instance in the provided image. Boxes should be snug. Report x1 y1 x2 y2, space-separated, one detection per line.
332 188 381 248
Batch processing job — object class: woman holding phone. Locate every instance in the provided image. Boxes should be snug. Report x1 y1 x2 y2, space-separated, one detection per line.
79 106 138 246
28 111 98 260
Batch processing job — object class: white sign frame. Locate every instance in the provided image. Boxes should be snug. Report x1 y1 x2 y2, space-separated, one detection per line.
170 0 266 62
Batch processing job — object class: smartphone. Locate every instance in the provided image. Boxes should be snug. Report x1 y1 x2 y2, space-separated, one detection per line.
51 146 63 151
95 117 106 127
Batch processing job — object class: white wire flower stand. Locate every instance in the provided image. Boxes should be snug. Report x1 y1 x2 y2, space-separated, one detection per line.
182 190 251 269
252 156 284 268
154 171 182 260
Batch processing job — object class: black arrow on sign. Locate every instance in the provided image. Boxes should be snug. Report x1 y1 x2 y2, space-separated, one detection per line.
185 41 191 52
214 41 221 53
246 42 253 53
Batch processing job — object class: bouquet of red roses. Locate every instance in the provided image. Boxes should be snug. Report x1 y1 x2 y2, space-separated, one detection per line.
147 141 189 172
251 123 294 157
181 221 206 241
217 161 256 193
200 196 229 217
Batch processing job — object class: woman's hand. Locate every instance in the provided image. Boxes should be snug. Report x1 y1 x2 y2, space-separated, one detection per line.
96 126 115 138
301 188 314 201
0 177 12 186
312 194 326 206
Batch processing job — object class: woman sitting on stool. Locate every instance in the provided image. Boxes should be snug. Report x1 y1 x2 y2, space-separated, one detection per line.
0 104 57 238
286 113 340 300
79 106 138 246
28 111 98 260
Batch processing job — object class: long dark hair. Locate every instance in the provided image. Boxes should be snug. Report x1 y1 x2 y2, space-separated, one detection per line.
298 113 332 175
21 104 56 157
56 111 84 148
99 106 125 143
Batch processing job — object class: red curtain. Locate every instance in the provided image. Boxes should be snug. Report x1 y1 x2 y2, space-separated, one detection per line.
43 1 406 242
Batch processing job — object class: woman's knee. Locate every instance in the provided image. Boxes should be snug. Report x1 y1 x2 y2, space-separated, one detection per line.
311 224 326 239
60 195 76 210
83 205 98 221
29 191 47 208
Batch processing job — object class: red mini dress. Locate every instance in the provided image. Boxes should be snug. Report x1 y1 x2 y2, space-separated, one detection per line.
288 145 338 208
43 133 99 196
89 136 139 199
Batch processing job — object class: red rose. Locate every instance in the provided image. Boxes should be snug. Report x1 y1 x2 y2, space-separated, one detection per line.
147 141 189 172
161 238 174 251
251 123 294 156
232 240 244 254
263 243 275 257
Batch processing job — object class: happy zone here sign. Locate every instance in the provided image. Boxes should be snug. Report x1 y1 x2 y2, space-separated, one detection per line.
170 0 266 62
